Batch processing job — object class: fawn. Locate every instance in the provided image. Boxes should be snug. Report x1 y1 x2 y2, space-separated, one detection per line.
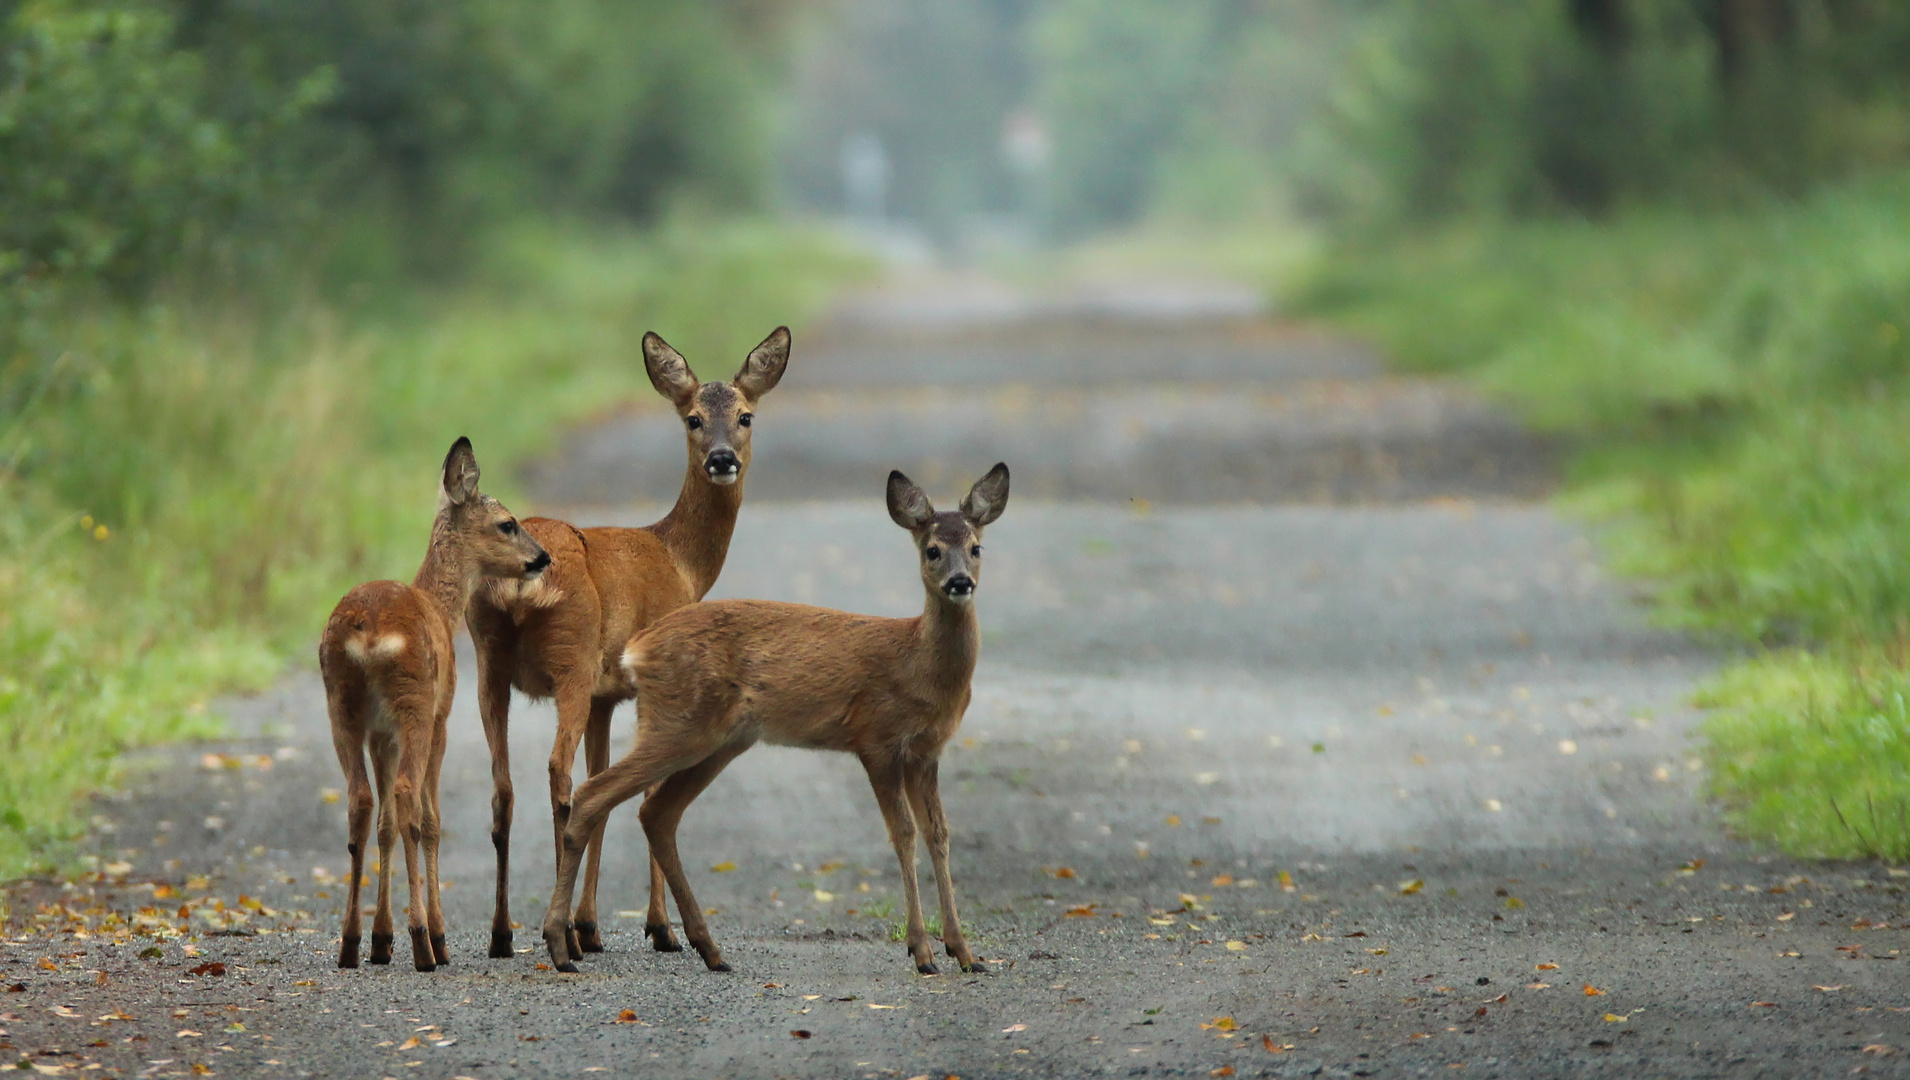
467 327 790 960
536 463 1010 975
320 437 549 971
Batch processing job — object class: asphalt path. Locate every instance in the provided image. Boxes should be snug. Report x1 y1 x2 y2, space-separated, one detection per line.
8 275 1908 1079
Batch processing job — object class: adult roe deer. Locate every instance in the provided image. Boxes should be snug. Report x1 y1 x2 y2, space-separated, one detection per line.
321 437 550 971
536 463 1010 975
467 327 790 959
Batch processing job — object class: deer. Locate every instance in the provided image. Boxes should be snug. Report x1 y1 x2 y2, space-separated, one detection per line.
535 463 1010 976
466 327 790 961
320 437 550 971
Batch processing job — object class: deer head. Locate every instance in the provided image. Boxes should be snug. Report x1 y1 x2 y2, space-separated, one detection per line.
887 463 1009 605
643 327 791 487
438 437 550 580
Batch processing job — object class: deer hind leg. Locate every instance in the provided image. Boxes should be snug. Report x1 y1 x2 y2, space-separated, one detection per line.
393 723 435 972
572 698 617 954
326 682 372 969
546 677 595 961
539 734 717 971
862 752 936 974
642 784 679 952
904 757 983 973
637 740 752 972
422 702 451 966
475 638 517 959
368 731 399 965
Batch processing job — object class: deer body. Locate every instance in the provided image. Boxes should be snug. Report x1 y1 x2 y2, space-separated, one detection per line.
466 328 789 959
537 464 1010 976
320 438 548 972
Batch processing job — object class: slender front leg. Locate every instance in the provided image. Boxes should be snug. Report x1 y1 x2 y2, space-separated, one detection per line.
547 678 595 961
368 733 399 965
637 741 752 972
904 756 984 972
422 704 451 967
475 639 517 959
572 698 617 953
860 752 935 974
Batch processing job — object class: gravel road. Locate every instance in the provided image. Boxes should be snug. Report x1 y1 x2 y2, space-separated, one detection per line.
7 274 1906 1079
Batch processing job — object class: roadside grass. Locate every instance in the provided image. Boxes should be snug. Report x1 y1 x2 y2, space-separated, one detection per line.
1296 173 1910 860
0 215 873 878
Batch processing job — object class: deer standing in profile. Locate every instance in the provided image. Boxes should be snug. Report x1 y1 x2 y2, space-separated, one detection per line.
467 328 790 960
321 438 550 971
536 464 1010 976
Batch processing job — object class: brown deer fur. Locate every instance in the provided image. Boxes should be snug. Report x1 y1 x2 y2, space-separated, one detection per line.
320 437 549 971
536 464 1010 975
466 327 790 959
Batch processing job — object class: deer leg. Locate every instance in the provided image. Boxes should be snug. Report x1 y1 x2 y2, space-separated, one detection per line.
904 757 983 973
546 679 594 960
394 726 435 972
572 698 616 954
422 703 451 966
861 752 936 974
637 740 752 972
327 689 372 969
368 732 399 965
475 641 517 959
643 788 679 952
539 740 699 971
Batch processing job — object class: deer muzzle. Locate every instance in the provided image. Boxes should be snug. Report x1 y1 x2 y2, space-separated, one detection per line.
942 573 975 601
704 448 741 485
525 550 551 576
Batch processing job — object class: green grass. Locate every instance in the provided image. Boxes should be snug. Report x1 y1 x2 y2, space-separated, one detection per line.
1297 172 1910 860
0 214 873 878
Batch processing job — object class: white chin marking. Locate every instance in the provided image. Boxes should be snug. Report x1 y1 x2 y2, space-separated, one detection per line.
705 470 739 486
944 590 974 604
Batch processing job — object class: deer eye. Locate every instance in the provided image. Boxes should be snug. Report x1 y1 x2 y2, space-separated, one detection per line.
970 545 981 557
924 545 941 560
499 520 518 536
685 416 703 430
738 413 753 428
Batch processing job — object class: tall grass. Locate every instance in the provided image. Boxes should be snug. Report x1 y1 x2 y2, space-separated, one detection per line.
0 216 872 877
1299 174 1910 859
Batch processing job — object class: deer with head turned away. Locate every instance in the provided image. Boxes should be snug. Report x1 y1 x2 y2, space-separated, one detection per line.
467 327 790 960
536 463 1010 975
321 437 550 971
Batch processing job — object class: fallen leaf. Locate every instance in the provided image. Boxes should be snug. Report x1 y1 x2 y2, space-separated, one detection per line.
1603 1013 1626 1023
1536 963 1559 971
1749 1001 1778 1008
1583 985 1605 996
615 1010 639 1023
1278 871 1295 891
1813 984 1845 992
1777 912 1795 921
399 1037 421 1050
1165 815 1182 827
1052 867 1076 879
867 1003 900 1010
191 1065 212 1076
1367 948 1388 956
1211 873 1234 887
1064 905 1096 918
709 862 736 873
1488 994 1508 1004
1002 1024 1027 1033
1211 1068 1235 1077
188 962 226 977
1526 983 1551 990
36 957 56 971
1225 940 1248 951
1503 897 1524 910
1399 879 1424 895
1200 1016 1236 1031
178 1030 202 1037
789 1029 811 1039
813 890 835 903
1863 1045 1898 1056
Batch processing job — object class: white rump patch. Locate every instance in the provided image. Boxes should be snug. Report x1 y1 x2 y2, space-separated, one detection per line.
342 632 405 664
619 642 645 680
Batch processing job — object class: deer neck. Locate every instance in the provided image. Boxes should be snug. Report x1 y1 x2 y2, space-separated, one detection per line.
650 463 744 599
412 521 479 634
915 591 980 687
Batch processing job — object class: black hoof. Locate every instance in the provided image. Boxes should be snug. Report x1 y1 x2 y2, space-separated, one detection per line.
645 923 683 952
338 935 360 969
489 928 514 959
429 932 450 967
709 961 732 973
369 932 394 965
410 928 436 971
962 960 989 973
917 962 941 975
555 961 580 974
575 920 604 953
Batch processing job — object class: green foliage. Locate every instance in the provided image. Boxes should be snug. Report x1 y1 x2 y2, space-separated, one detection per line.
1299 174 1910 859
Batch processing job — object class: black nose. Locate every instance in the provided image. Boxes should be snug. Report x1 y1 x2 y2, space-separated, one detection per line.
705 449 740 475
526 551 551 574
944 575 974 596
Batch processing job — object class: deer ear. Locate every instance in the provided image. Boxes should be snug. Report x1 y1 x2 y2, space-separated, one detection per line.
734 326 790 399
441 436 480 505
643 332 698 406
886 470 935 530
960 462 1009 527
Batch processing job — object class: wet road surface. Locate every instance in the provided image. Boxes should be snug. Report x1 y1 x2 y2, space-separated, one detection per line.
8 275 1907 1079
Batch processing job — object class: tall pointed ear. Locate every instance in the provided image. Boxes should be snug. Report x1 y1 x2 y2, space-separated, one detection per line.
441 436 481 505
960 462 1009 527
734 326 790 400
886 469 935 530
642 332 699 406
